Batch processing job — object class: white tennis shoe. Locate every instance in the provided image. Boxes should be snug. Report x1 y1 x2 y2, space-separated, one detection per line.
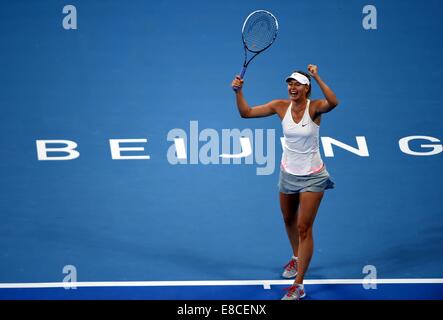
282 257 298 278
281 284 306 300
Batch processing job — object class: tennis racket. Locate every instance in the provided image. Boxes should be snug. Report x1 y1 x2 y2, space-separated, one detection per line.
233 10 279 92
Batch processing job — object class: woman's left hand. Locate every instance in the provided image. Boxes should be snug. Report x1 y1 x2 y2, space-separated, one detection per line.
307 64 318 78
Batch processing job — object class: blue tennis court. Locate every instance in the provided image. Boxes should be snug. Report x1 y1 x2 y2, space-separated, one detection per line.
0 0 442 300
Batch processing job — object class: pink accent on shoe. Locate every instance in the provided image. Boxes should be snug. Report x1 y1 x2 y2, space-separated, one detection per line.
284 259 297 272
283 285 306 300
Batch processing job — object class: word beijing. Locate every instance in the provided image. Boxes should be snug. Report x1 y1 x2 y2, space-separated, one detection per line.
35 121 442 176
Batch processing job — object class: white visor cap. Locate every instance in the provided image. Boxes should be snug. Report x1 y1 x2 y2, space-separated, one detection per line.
285 72 310 85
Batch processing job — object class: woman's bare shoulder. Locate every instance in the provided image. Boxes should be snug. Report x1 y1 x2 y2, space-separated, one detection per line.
271 99 290 108
271 99 290 119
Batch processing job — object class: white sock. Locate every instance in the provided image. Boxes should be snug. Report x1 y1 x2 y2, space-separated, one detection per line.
292 255 298 260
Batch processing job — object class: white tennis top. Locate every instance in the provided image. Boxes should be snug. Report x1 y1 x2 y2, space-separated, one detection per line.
281 99 324 176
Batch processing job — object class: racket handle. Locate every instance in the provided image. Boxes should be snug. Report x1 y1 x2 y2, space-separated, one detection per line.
239 66 247 79
233 66 247 92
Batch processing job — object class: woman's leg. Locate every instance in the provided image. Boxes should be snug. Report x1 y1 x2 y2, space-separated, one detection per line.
294 191 324 285
279 192 300 257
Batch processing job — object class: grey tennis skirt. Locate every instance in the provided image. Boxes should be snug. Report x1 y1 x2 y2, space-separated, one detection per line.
278 165 335 194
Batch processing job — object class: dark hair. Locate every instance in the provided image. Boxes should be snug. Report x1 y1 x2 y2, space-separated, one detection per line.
293 70 311 98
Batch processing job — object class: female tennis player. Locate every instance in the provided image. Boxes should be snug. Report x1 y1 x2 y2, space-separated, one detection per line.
231 65 339 300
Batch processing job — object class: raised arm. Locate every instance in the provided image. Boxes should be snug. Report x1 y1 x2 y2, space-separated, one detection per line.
308 65 340 114
231 75 280 118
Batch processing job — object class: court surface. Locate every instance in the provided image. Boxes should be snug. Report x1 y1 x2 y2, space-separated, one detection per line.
0 0 442 299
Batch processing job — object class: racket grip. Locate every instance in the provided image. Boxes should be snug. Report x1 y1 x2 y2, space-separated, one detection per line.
233 66 247 92
239 66 247 79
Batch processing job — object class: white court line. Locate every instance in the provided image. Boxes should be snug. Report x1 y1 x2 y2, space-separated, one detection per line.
1 278 443 289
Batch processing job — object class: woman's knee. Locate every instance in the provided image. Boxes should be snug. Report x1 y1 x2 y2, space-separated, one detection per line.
297 222 312 239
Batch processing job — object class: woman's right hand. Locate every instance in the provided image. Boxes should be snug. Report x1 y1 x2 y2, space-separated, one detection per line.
231 76 244 92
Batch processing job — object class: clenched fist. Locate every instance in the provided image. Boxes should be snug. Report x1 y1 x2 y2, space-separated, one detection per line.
307 64 318 78
231 75 244 92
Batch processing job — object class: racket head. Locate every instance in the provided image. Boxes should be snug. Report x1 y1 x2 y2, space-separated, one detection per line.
241 10 279 53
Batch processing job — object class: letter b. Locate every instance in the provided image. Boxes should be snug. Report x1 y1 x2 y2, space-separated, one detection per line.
36 140 80 160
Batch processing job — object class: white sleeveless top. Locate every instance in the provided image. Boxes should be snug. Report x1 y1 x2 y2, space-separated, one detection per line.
281 99 324 176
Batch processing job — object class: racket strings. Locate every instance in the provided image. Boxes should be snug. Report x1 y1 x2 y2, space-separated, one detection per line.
243 12 278 52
